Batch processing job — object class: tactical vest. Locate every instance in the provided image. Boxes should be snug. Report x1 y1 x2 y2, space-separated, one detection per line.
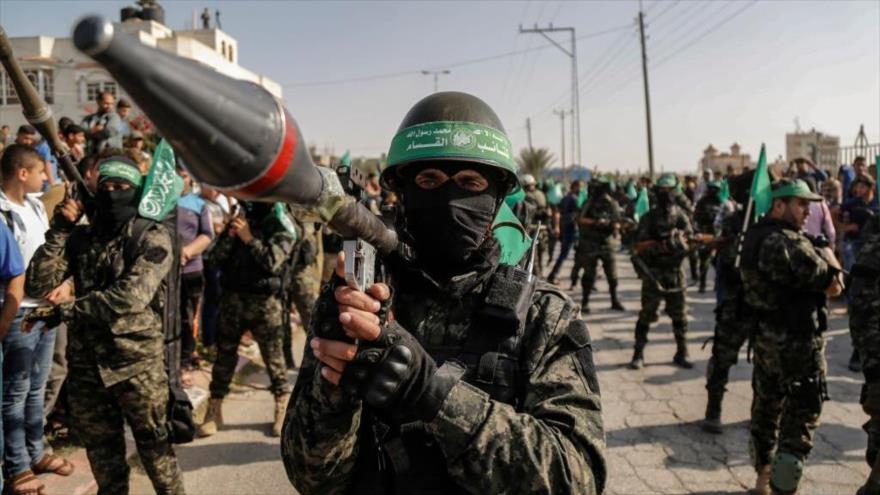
347 267 548 495
741 218 827 337
220 219 287 295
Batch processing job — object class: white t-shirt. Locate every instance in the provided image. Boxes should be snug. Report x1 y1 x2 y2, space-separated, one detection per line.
7 195 49 307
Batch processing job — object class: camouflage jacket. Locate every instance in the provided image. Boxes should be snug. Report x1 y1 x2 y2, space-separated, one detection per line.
740 218 837 334
715 209 746 303
26 218 172 386
636 204 693 268
206 212 296 294
850 226 880 371
282 252 607 494
693 195 722 234
579 193 621 243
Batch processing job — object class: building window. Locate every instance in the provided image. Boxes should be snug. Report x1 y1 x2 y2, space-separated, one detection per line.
0 68 54 105
85 80 118 102
221 40 226 57
228 45 234 62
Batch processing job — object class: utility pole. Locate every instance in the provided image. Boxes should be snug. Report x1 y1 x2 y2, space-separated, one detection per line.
526 117 533 151
554 109 569 182
638 5 655 179
421 69 450 92
520 23 581 165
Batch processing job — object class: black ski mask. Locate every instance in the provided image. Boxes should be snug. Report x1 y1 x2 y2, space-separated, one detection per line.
655 188 676 208
95 187 140 233
403 174 499 275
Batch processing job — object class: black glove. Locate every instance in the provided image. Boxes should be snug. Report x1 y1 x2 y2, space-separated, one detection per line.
341 321 460 423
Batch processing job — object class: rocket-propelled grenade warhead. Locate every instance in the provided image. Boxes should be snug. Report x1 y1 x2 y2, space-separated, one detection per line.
73 16 398 254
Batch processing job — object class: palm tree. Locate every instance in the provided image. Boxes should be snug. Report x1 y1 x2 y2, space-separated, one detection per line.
516 147 555 179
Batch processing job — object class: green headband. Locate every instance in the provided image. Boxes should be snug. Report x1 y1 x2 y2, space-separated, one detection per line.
98 160 143 187
387 121 516 173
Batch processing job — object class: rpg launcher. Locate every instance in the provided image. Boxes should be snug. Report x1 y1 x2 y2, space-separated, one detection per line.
0 25 91 198
71 16 398 290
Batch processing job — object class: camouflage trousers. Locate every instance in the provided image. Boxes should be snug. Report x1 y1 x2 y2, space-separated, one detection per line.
749 329 826 468
850 287 880 465
284 263 321 367
575 241 617 302
706 294 752 396
210 291 291 398
697 247 713 286
67 362 184 495
636 267 687 329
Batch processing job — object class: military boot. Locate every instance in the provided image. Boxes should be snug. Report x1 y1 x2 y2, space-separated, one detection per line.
198 397 224 437
752 465 771 495
673 326 694 369
628 323 649 370
272 393 290 437
701 391 723 434
698 270 707 293
609 283 625 311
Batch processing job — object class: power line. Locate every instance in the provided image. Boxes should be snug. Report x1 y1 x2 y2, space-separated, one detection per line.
650 0 682 23
282 24 631 88
652 0 759 69
647 1 716 53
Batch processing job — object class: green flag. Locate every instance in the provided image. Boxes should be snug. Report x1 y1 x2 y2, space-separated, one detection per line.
577 188 588 208
625 182 638 200
547 183 563 205
492 202 532 265
719 178 730 203
634 187 650 221
750 144 772 218
340 150 351 167
504 187 525 209
138 139 184 221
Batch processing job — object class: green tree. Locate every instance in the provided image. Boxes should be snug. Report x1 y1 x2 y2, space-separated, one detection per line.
516 147 555 179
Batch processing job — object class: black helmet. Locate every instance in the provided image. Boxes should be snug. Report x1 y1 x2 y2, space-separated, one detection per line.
382 91 518 194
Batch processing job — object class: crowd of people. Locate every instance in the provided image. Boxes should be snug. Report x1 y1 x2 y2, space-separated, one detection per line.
0 87 878 495
0 90 326 494
510 153 879 494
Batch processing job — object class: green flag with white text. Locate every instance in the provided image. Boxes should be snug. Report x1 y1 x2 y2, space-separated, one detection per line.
719 178 730 203
750 144 772 219
139 139 184 221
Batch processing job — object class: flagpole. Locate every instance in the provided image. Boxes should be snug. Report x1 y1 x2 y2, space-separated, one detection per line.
733 196 754 269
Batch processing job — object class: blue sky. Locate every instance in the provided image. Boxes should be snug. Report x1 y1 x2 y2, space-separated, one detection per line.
2 0 879 173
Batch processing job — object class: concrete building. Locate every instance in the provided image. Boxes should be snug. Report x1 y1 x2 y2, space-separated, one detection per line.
0 4 280 133
785 128 840 171
699 142 754 176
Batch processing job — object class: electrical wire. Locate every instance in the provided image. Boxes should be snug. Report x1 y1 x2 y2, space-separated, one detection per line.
282 24 631 88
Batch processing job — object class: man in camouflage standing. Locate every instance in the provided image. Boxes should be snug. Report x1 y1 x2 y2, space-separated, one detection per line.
282 92 606 494
740 179 843 495
576 176 625 314
629 173 694 370
702 173 754 434
693 180 723 293
26 157 185 494
284 215 322 369
850 216 880 495
199 201 296 438
521 174 550 276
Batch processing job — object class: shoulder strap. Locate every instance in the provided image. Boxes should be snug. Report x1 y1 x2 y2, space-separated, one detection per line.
124 218 156 265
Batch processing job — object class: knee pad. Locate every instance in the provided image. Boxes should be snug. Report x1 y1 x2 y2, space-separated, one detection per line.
770 452 803 494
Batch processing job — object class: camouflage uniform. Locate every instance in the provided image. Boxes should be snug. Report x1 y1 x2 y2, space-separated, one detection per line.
281 250 607 494
632 203 693 357
693 192 722 292
575 191 622 311
284 219 322 368
523 188 549 275
206 211 296 399
26 219 184 495
741 217 836 473
704 210 755 422
676 192 699 281
849 219 880 466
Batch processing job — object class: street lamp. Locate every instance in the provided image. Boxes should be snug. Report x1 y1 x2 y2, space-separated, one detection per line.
421 69 450 92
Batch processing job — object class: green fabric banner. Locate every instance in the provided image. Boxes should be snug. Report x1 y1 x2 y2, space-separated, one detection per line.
750 144 772 218
387 121 516 175
492 202 532 266
547 183 563 205
139 139 184 221
635 187 650 221
504 187 525 208
626 182 638 200
577 188 588 208
719 178 730 203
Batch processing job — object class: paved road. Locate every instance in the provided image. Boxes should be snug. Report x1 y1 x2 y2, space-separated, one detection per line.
124 252 868 494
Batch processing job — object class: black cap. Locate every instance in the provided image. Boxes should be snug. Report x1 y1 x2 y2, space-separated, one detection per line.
17 125 36 135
